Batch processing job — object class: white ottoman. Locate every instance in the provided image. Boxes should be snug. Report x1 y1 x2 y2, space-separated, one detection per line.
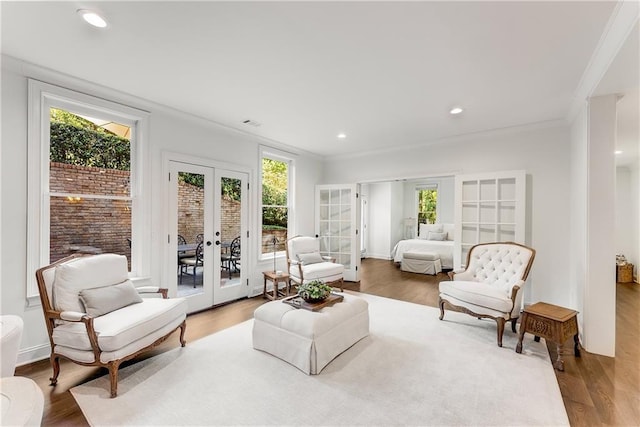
252 294 369 374
401 251 442 275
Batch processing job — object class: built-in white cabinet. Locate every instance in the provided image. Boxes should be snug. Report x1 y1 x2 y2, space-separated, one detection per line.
454 170 526 268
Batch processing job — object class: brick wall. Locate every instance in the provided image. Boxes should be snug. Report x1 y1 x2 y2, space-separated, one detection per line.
49 162 131 263
177 181 242 245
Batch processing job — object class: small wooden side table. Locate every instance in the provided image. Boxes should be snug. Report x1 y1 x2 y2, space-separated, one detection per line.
262 271 290 300
516 302 581 371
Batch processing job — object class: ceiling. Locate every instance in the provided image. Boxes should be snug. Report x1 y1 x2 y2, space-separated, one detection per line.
1 1 636 160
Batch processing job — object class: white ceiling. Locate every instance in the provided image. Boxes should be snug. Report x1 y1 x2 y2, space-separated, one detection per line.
1 1 635 159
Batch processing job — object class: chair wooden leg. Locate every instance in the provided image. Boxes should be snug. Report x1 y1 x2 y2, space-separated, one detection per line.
179 320 187 347
49 354 60 386
108 360 121 398
438 298 445 320
511 318 518 333
496 318 506 347
339 278 344 292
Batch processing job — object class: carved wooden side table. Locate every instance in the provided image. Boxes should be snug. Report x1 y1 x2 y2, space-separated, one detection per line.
515 302 581 371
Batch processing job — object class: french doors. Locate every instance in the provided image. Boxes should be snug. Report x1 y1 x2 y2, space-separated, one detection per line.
167 160 248 313
315 184 361 282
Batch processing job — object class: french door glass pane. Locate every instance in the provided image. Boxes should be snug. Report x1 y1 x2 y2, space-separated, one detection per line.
221 177 242 287
177 171 205 296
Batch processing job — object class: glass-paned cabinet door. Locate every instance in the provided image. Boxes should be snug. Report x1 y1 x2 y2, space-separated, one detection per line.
316 184 360 282
454 170 526 269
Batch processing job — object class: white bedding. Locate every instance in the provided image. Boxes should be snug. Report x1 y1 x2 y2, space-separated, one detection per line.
391 239 454 269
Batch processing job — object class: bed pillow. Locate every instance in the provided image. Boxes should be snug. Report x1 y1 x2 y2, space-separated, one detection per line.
442 223 455 241
419 223 443 239
427 231 447 241
79 280 143 317
297 251 324 265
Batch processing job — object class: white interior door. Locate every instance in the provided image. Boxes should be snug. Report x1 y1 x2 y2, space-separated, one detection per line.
167 162 249 312
315 184 361 282
454 170 526 269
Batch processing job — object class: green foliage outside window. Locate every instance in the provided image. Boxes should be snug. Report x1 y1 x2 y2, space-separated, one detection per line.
49 108 130 171
418 189 437 224
262 158 288 229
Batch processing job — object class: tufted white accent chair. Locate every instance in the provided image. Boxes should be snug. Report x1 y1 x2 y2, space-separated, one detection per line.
438 242 536 347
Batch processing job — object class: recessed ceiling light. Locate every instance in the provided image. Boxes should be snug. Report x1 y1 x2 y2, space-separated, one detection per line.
337 133 347 139
449 107 464 115
615 150 623 154
77 9 108 28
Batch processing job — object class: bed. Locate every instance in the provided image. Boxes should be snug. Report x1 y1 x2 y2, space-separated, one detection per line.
391 223 455 270
391 239 454 270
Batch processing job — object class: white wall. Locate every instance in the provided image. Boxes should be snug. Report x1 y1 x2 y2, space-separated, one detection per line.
616 166 639 280
367 182 393 259
323 123 572 306
569 95 617 357
0 57 323 364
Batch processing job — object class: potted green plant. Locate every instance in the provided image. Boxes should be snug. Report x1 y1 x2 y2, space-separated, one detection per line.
298 280 333 303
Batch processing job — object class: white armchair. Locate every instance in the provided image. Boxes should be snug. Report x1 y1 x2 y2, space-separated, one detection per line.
35 253 187 397
286 236 345 291
438 242 536 347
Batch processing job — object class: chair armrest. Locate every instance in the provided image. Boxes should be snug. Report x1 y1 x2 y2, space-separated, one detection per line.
136 286 168 299
448 269 472 281
509 280 525 300
56 311 102 358
59 311 89 322
289 259 300 265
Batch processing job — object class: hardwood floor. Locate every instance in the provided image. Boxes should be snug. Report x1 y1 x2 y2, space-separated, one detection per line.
15 258 639 426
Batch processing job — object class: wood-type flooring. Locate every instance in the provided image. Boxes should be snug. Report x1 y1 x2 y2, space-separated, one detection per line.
15 258 639 426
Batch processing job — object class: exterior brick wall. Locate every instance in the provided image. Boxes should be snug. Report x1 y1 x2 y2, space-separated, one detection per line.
49 162 274 263
177 180 204 243
49 162 131 263
175 180 242 246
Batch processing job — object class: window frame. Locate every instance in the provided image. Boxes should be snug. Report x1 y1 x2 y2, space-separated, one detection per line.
258 147 294 260
415 184 439 226
27 80 149 304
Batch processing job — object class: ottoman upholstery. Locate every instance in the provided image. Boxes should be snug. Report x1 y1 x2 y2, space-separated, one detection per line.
401 251 442 275
252 294 369 374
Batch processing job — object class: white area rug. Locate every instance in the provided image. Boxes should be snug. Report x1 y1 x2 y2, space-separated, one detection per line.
71 293 569 426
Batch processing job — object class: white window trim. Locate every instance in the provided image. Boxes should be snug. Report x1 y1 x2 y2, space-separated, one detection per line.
258 146 295 261
27 80 150 305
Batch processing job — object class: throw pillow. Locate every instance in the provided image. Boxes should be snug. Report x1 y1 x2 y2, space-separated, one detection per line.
427 231 447 241
297 251 324 265
79 280 143 317
419 223 443 239
53 254 130 313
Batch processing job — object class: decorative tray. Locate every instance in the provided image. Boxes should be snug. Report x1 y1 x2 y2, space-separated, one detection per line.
282 293 344 311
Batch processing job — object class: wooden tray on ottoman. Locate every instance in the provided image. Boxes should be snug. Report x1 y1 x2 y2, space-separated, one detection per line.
282 293 344 311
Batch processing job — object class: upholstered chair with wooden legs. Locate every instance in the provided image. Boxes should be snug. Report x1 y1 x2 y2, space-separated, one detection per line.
35 253 187 397
438 242 536 347
286 236 345 291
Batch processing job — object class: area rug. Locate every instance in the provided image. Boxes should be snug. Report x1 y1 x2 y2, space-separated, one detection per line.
71 293 569 426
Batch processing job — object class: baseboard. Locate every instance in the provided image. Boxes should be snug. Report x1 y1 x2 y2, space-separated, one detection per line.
364 254 392 261
16 342 51 367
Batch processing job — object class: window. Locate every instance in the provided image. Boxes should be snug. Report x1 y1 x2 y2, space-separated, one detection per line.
417 186 438 225
27 80 148 301
49 108 132 265
260 150 292 254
